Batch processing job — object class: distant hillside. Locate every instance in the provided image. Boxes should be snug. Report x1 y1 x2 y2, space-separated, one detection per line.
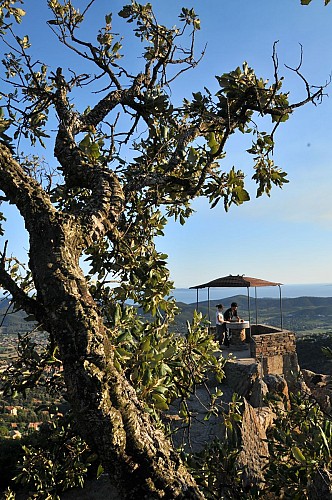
172 295 332 335
2 294 332 375
172 294 332 375
0 298 32 334
3 294 332 336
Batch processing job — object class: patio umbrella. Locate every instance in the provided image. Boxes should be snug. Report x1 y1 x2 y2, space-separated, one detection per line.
189 274 283 328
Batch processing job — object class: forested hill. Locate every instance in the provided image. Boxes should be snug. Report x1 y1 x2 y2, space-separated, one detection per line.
173 295 332 334
2 295 332 336
1 295 332 374
0 298 31 334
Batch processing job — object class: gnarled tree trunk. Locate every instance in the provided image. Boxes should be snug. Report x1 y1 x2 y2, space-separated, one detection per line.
0 144 204 499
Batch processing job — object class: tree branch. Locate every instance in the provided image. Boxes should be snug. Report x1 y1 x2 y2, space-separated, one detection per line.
0 249 44 320
0 143 55 221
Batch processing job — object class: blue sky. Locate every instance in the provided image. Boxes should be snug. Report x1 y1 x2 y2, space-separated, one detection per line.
1 0 332 289
155 0 332 288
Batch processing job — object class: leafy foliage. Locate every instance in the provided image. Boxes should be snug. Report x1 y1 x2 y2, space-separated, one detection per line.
184 393 244 499
1 331 64 399
264 393 332 498
0 0 327 498
112 309 226 412
0 438 23 491
11 415 98 500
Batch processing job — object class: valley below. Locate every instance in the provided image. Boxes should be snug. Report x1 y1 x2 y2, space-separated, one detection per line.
1 295 332 374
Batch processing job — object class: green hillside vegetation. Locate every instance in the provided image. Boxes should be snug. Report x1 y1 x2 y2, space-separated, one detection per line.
3 293 332 338
2 294 331 375
0 299 33 335
172 294 332 374
172 294 332 335
296 334 332 374
1 295 332 495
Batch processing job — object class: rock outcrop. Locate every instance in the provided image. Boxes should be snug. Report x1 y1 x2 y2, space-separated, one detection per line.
301 369 332 416
237 400 273 489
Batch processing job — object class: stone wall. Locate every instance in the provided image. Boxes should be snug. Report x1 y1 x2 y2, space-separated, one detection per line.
250 324 296 356
249 324 299 390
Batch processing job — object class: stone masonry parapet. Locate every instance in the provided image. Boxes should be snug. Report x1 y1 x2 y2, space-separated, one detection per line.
250 327 296 359
248 325 299 388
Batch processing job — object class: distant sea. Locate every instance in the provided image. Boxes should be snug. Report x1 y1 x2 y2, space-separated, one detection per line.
171 283 332 304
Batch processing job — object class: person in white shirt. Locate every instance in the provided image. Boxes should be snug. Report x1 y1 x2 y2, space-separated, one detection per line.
215 304 226 347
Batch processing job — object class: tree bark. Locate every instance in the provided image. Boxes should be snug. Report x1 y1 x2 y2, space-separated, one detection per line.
32 226 203 498
0 144 204 498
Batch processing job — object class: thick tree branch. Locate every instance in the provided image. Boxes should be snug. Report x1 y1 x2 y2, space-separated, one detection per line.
82 73 146 129
78 168 125 245
0 143 55 222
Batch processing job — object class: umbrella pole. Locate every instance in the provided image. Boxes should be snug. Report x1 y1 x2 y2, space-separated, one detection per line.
196 288 198 311
208 287 210 322
255 287 258 325
247 288 251 339
279 284 283 330
247 287 251 323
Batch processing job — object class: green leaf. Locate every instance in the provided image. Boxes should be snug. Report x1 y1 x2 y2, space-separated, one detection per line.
207 132 219 154
236 187 250 204
47 19 61 25
79 134 91 150
112 41 122 53
116 331 132 343
88 142 100 159
160 363 172 376
115 347 131 359
152 393 169 410
187 146 197 165
153 400 169 410
105 13 112 24
118 6 132 19
114 303 122 325
142 368 152 386
291 446 306 464
153 385 168 395
318 424 331 456
96 464 104 479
